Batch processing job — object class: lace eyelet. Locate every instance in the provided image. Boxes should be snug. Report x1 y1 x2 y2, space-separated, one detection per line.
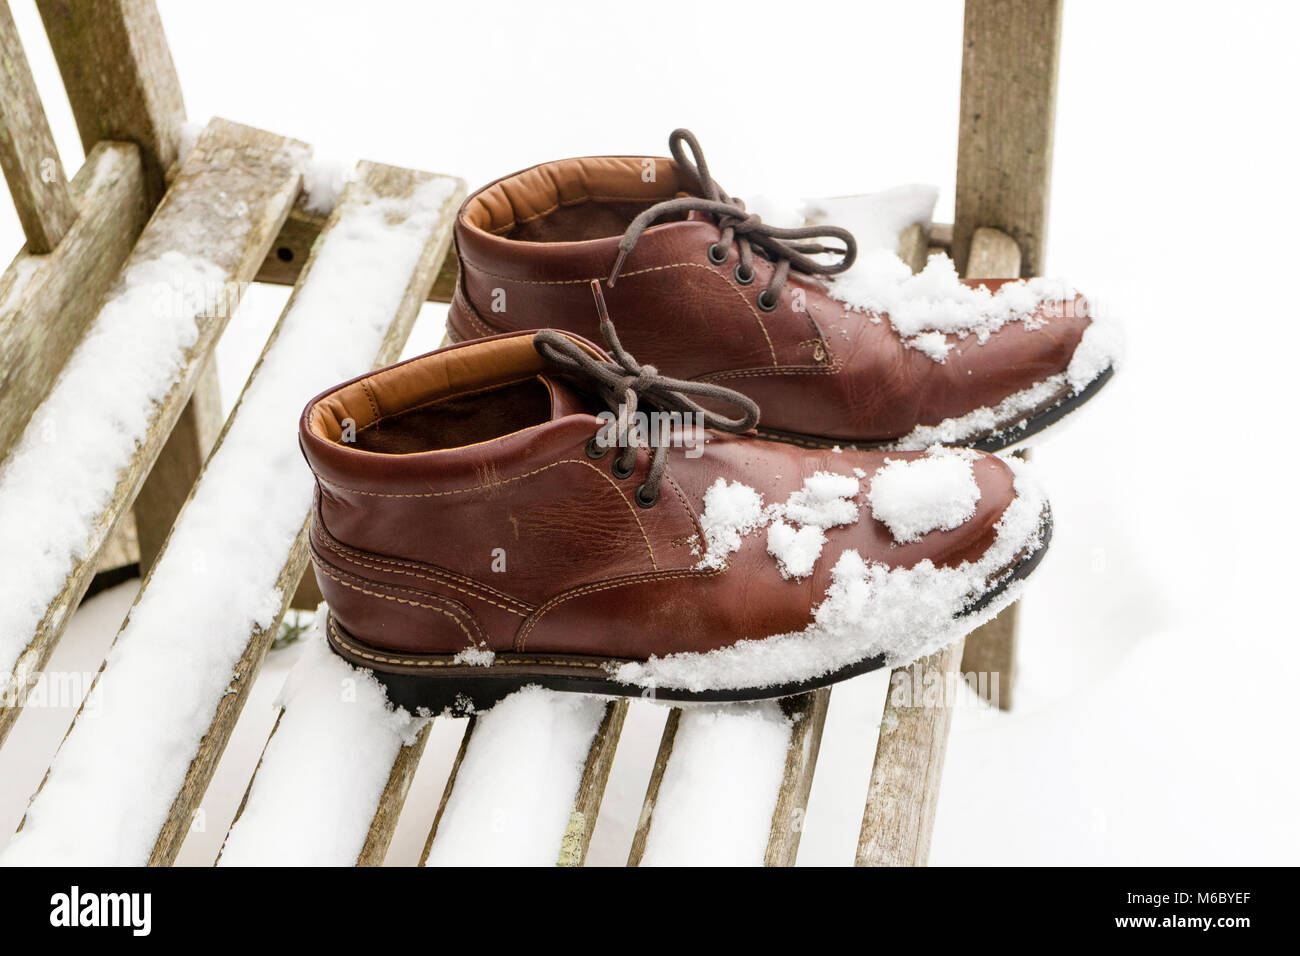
734 264 754 285
611 456 636 480
707 243 728 265
585 437 608 460
757 289 779 312
635 483 659 509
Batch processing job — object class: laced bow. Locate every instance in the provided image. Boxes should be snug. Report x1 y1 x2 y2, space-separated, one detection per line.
534 281 760 506
608 129 858 309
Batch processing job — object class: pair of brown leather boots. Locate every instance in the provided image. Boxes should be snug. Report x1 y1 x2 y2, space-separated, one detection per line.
299 130 1117 713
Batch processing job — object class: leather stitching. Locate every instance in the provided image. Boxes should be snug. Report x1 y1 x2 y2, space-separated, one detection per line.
458 259 781 366
313 533 533 616
316 563 485 647
515 565 722 652
329 617 612 671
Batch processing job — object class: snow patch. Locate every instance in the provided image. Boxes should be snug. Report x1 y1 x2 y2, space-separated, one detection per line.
0 175 457 866
696 479 767 569
616 458 1046 691
867 448 981 543
697 472 861 579
765 520 827 579
638 702 792 866
218 607 425 866
830 248 1078 348
0 251 226 683
453 646 496 666
423 687 606 866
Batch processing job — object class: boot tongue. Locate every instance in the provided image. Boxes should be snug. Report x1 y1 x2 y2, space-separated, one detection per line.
538 373 598 420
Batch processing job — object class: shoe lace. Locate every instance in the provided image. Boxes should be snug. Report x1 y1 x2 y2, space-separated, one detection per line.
607 129 858 308
534 281 760 507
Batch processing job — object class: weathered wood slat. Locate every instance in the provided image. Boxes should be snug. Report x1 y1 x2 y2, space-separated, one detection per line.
133 355 223 573
258 202 461 304
36 0 185 201
895 222 930 274
0 141 148 472
0 120 300 750
2 158 463 866
953 0 1063 277
855 225 1023 866
625 707 679 866
421 696 624 867
958 225 1026 709
557 698 628 866
0 1 76 251
764 689 831 866
149 164 460 865
855 642 962 866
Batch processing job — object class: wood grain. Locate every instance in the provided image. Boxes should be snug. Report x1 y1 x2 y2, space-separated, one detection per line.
0 120 302 749
133 355 223 573
855 642 963 866
626 707 680 867
258 201 462 305
765 688 831 866
0 141 148 477
36 0 185 201
0 1 76 251
557 699 628 866
147 161 463 865
958 226 1024 710
952 0 1062 277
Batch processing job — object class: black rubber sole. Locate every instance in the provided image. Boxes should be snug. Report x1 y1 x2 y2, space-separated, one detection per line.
756 365 1114 455
330 508 1052 715
970 365 1114 453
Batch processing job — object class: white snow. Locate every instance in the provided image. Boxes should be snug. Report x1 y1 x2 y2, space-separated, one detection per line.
0 174 457 866
298 158 353 217
423 687 607 866
765 520 826 579
698 472 861 579
905 329 953 362
778 471 860 528
218 607 425 866
887 313 1124 451
452 646 496 666
764 472 861 579
0 251 225 685
829 248 1091 365
803 185 939 254
617 457 1045 691
867 448 981 543
695 479 767 570
637 702 792 866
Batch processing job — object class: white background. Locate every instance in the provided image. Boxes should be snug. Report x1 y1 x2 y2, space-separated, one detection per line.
1 0 1297 865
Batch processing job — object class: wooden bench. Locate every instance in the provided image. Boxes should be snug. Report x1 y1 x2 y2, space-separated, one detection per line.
0 0 1061 866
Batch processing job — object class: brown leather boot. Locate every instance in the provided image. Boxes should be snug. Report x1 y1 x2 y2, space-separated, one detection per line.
299 296 1051 713
447 129 1118 452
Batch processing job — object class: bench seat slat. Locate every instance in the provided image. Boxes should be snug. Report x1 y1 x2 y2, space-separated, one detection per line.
0 120 301 748
217 612 433 867
1 157 463 866
421 692 624 867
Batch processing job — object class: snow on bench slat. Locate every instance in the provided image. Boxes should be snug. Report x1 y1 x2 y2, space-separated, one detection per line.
0 164 460 866
422 688 609 867
633 703 794 866
0 121 304 742
218 608 427 866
